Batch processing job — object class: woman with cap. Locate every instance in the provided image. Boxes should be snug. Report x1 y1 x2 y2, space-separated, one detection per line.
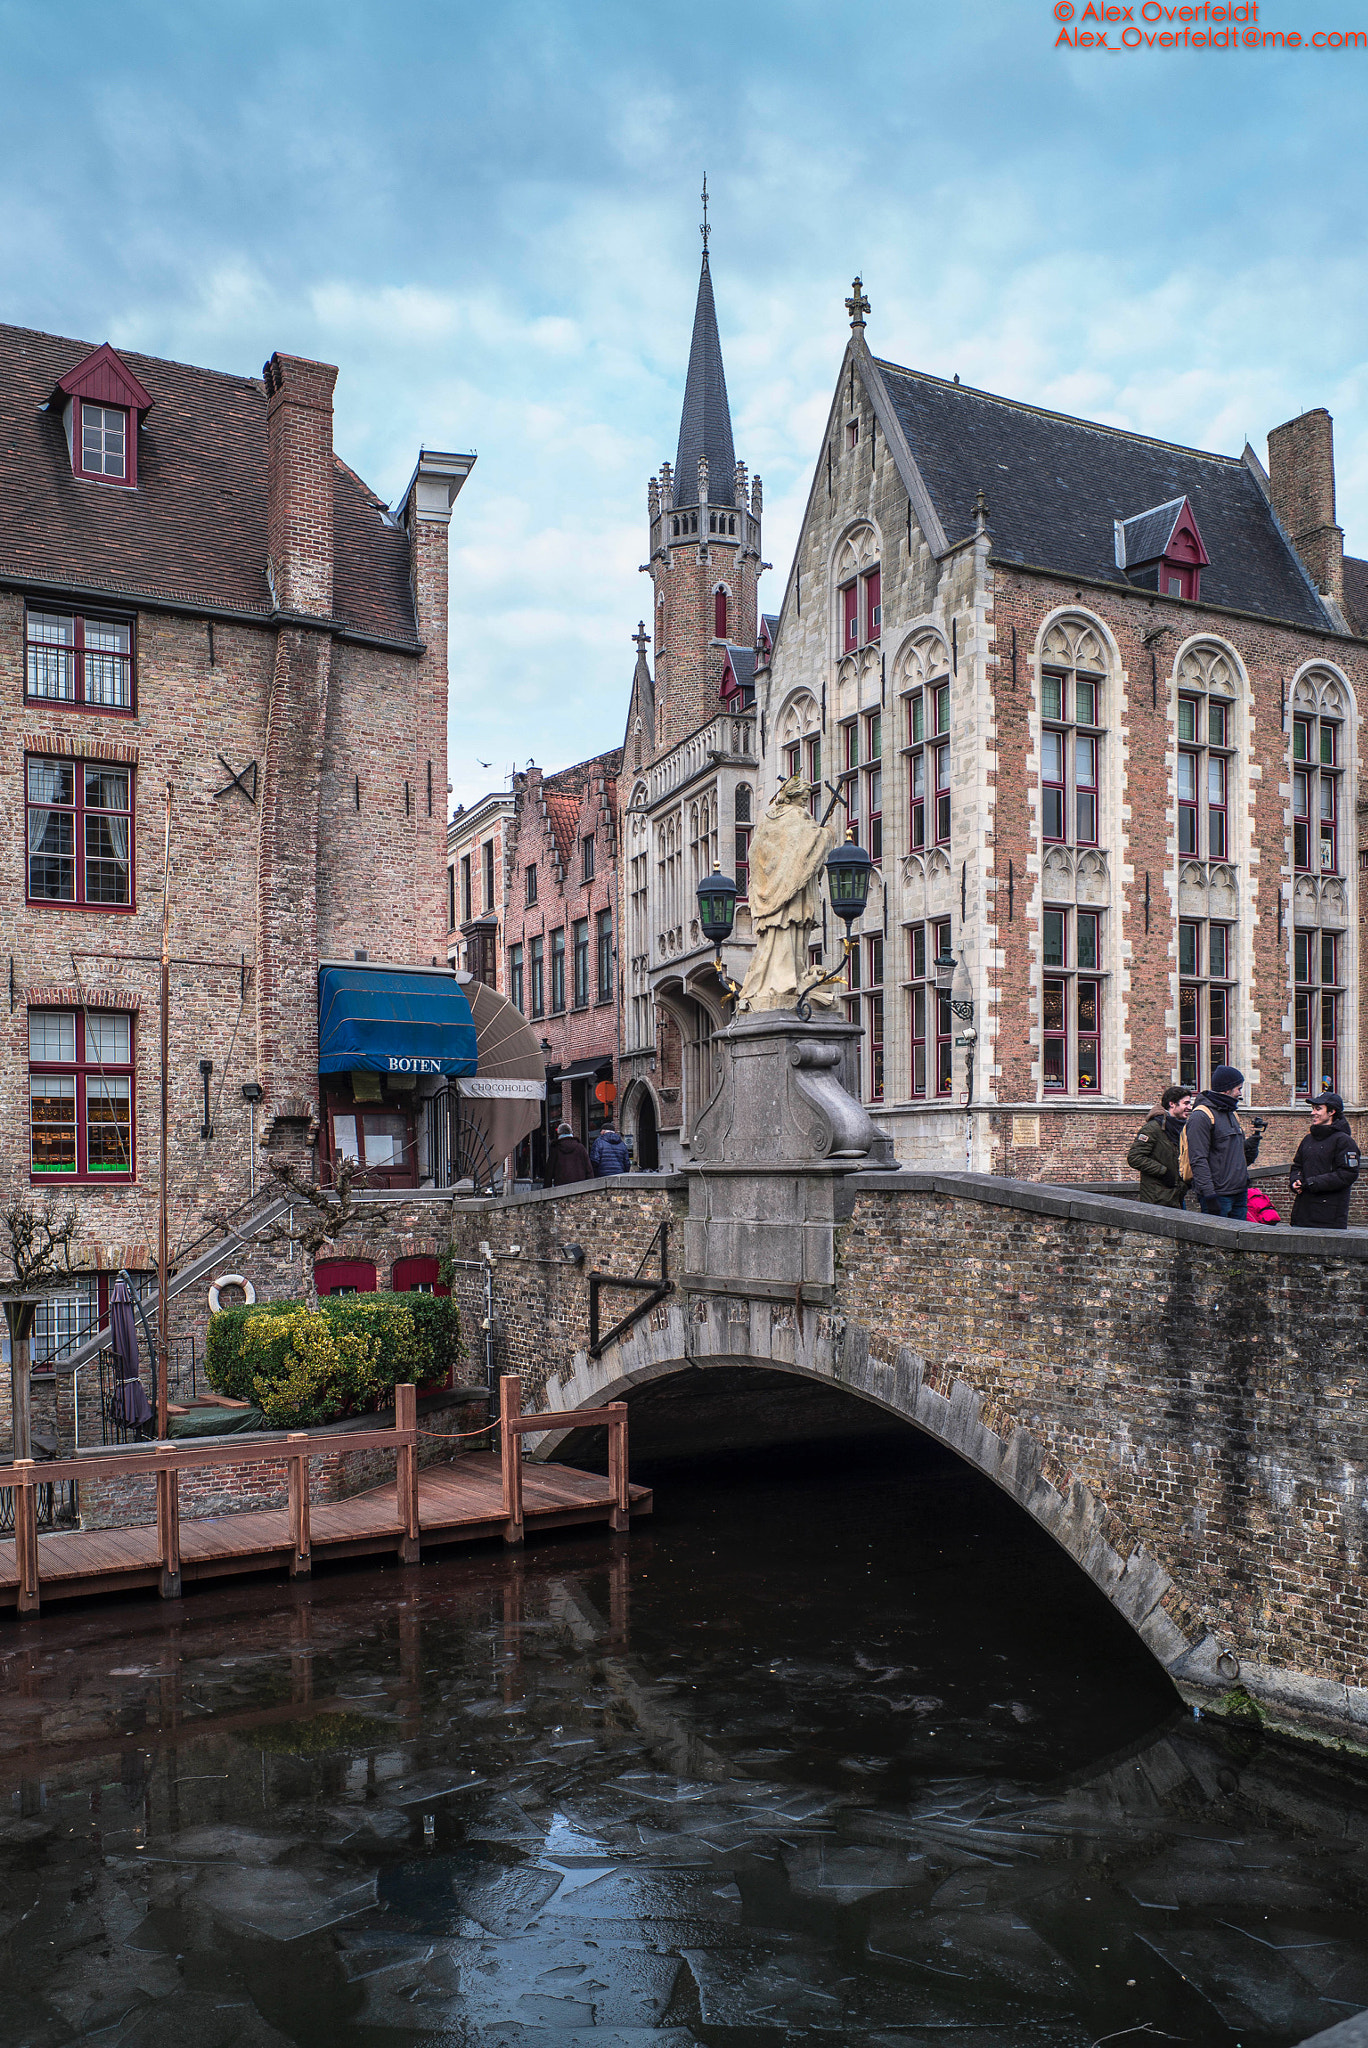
1288 1093 1360 1231
1184 1065 1265 1220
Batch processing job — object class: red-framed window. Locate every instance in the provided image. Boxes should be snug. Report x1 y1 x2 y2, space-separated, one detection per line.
1042 669 1103 849
843 582 859 648
907 691 926 850
1075 732 1098 846
863 567 881 642
1178 919 1233 1091
842 721 860 843
27 756 134 909
529 935 545 1017
1043 908 1102 1093
843 933 860 1026
25 610 135 714
866 934 884 1102
908 923 928 1096
1178 691 1233 863
1295 929 1342 1096
1296 716 1342 873
77 401 134 486
806 735 821 817
934 739 951 846
1162 564 1195 599
847 421 859 450
735 782 752 900
314 1258 377 1297
714 588 728 640
29 1008 134 1182
864 713 882 863
933 917 953 1094
392 1255 449 1296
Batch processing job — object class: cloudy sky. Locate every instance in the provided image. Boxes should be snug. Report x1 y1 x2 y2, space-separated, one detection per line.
3 0 1365 809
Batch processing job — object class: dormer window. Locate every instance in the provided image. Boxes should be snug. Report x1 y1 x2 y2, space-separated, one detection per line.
48 342 153 492
80 403 127 481
1116 495 1209 604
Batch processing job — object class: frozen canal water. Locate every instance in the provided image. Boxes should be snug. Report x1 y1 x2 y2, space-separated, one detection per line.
1 1434 1366 2047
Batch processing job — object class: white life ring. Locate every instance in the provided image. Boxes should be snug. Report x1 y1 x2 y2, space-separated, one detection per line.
208 1273 256 1314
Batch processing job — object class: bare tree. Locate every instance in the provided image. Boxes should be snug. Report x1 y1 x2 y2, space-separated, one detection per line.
213 1157 396 1312
2 1200 77 1290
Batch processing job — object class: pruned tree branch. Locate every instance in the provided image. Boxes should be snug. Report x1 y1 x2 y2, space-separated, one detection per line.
210 1157 395 1311
2 1201 78 1292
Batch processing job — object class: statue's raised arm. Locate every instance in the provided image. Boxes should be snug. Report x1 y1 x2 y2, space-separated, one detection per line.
737 776 839 1013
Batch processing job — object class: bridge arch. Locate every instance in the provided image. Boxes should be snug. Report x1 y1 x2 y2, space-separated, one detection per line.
527 1291 1211 1696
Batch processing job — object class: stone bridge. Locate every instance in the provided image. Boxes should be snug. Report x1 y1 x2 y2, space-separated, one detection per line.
450 1167 1368 1755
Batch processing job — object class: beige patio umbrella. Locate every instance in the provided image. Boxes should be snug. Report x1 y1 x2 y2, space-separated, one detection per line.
451 975 546 1171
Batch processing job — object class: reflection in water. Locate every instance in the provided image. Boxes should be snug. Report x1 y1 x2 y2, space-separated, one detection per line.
1 1437 1366 2046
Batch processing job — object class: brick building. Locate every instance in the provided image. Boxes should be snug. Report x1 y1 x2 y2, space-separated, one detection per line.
618 239 767 1168
0 321 472 1403
447 785 515 987
748 282 1366 1178
501 750 620 1179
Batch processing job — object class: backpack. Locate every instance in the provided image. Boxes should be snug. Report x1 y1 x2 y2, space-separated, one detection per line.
1177 1102 1215 1185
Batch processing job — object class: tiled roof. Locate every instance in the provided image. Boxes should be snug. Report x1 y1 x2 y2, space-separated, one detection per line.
0 324 418 646
873 361 1334 633
674 257 736 508
1343 555 1368 637
544 792 581 869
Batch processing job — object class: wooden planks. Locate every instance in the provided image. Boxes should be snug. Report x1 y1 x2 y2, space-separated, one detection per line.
0 1450 650 1612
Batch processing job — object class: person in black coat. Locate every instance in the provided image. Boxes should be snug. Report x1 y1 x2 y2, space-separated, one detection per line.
1288 1093 1360 1230
546 1121 594 1187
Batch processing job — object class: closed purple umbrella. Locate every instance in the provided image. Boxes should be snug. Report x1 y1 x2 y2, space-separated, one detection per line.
110 1275 152 1429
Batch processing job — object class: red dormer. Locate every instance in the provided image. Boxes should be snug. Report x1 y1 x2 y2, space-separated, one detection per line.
1117 494 1209 602
49 343 153 489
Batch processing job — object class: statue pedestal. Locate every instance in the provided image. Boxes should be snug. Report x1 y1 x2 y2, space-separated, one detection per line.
683 1009 897 1303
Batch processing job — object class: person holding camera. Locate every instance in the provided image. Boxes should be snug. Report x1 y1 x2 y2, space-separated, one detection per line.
1184 1065 1265 1220
1288 1092 1360 1231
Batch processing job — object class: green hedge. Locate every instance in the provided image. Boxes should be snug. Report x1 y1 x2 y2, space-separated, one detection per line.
205 1290 462 1429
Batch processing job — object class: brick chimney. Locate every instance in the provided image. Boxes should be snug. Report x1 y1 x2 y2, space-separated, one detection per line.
1267 407 1344 607
263 351 338 616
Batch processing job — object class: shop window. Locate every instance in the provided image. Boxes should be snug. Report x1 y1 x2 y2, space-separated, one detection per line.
27 756 133 908
29 1008 134 1181
329 1099 414 1187
25 610 134 712
1042 908 1102 1093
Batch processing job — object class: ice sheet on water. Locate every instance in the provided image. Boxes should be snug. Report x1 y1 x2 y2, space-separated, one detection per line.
189 1861 378 1943
1137 1924 1361 2034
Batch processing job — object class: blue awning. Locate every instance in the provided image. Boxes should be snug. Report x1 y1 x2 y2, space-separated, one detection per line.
318 966 478 1077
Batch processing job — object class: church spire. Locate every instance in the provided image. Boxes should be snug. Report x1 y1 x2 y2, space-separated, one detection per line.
673 182 736 509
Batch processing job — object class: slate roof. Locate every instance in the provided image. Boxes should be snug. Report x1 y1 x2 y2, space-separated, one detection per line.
1118 498 1188 567
0 324 419 645
674 257 736 508
874 361 1335 633
720 644 755 698
1343 555 1368 637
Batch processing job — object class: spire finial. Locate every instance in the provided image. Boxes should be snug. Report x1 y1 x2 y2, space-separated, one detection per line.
846 275 871 331
700 174 710 259
973 487 989 533
633 620 651 656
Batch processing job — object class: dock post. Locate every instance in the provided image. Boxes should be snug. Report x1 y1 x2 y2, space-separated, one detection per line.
287 1433 311 1578
395 1383 420 1565
156 1465 181 1600
13 1460 39 1616
500 1375 524 1547
608 1402 630 1533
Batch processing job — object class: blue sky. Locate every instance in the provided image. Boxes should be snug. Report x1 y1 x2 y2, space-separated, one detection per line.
2 0 1366 808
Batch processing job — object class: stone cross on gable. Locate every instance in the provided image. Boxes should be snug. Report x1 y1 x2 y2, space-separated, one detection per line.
845 276 871 331
632 620 651 655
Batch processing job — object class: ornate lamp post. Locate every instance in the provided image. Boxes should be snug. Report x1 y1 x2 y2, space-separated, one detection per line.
796 832 874 1020
696 865 745 1003
935 943 976 1167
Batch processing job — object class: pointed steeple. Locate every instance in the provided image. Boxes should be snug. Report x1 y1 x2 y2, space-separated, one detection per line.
673 245 736 509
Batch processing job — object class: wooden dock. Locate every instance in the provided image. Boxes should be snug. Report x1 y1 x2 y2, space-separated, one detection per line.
0 1378 648 1614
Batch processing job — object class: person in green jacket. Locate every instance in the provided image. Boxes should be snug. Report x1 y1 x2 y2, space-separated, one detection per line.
1127 1085 1194 1208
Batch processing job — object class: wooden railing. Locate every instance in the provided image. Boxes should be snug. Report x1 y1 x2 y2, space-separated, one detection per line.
1 1385 421 1615
498 1374 629 1547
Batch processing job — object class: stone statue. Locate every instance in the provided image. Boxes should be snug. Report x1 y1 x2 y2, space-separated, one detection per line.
737 776 838 1013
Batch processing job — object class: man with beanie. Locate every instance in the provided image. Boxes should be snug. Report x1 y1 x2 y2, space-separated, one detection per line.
590 1118 632 1177
1127 1086 1193 1207
1288 1093 1360 1230
1185 1065 1262 1220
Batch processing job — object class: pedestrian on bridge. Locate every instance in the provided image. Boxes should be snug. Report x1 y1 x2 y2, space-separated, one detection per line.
590 1119 632 1177
1288 1092 1360 1231
546 1121 594 1187
1185 1066 1264 1221
1127 1085 1193 1208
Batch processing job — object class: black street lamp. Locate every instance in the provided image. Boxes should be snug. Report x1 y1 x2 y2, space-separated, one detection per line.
796 832 874 1020
936 944 977 1137
696 866 745 1003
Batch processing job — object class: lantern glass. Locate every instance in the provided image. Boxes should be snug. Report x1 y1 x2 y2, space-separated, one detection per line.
696 869 738 945
824 837 873 929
